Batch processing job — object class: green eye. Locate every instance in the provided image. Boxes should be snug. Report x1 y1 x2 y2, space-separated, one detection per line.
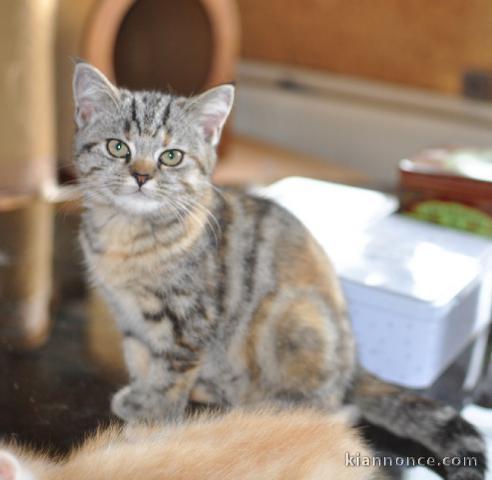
107 139 131 160
159 149 184 167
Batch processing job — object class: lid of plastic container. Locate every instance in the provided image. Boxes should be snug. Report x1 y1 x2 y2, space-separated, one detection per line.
255 176 398 234
335 215 492 305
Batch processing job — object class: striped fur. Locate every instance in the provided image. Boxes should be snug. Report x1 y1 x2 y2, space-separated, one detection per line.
73 63 486 479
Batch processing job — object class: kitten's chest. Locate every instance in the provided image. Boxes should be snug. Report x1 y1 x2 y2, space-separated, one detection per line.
81 217 169 291
82 221 171 333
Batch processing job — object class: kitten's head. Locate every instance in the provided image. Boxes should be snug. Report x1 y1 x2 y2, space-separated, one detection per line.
73 62 234 215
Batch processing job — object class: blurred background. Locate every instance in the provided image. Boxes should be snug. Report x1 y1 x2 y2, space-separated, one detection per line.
1 1 492 478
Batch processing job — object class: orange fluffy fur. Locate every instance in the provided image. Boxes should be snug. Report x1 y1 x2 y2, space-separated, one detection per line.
1 409 379 480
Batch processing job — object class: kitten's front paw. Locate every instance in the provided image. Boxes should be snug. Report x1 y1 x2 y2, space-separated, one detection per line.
111 385 149 422
111 385 186 423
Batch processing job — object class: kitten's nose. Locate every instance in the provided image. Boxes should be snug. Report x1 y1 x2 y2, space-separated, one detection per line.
132 172 151 188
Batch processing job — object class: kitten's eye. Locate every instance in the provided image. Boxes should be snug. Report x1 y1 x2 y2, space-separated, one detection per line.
106 139 131 161
159 149 184 167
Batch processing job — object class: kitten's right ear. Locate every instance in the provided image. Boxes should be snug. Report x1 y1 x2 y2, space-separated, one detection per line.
0 451 32 480
73 62 120 127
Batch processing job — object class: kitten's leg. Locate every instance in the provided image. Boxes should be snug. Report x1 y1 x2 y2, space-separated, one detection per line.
122 334 152 382
112 293 210 422
246 292 355 411
111 333 152 413
112 334 153 421
112 347 202 423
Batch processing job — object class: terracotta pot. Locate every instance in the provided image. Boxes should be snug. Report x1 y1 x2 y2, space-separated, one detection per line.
85 0 239 91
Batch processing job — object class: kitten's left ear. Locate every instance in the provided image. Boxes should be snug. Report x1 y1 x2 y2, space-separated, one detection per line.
0 451 32 480
73 62 120 128
190 84 235 147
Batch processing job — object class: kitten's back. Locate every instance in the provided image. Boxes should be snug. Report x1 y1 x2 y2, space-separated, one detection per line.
3 409 379 480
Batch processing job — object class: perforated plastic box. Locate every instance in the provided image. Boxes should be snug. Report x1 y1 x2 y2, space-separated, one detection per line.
339 215 492 388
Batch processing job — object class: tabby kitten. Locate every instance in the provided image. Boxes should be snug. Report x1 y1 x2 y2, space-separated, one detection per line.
73 62 485 479
0 408 379 480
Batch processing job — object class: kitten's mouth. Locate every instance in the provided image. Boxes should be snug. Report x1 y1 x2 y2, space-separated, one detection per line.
112 187 155 202
120 188 150 198
112 189 163 214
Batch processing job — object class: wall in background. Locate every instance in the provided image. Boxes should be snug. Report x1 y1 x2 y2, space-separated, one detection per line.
237 0 492 94
234 62 492 186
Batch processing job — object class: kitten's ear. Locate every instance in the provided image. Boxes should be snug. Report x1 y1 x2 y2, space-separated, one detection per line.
73 62 120 127
189 84 235 147
0 451 32 480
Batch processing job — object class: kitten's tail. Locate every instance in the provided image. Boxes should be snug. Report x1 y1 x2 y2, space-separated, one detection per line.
349 369 487 479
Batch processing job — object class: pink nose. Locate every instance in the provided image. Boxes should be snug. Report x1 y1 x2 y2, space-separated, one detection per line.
132 172 150 188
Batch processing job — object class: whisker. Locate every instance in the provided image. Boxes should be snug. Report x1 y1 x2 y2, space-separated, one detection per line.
177 197 220 246
182 196 221 235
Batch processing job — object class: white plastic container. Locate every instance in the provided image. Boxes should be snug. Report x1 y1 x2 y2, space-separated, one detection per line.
256 177 398 243
338 215 492 388
260 177 492 389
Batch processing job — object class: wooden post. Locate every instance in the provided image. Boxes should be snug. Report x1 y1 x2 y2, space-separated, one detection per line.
0 0 57 349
